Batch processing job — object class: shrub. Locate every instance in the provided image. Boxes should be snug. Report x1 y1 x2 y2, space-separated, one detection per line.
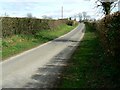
66 20 74 26
96 11 120 61
2 17 68 38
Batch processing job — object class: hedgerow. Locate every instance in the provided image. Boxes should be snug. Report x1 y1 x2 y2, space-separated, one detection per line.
2 17 69 38
96 11 120 61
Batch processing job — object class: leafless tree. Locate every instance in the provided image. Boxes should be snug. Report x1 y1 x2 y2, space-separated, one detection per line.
95 0 118 15
4 13 9 17
78 13 82 22
42 15 52 19
27 13 33 18
82 12 87 20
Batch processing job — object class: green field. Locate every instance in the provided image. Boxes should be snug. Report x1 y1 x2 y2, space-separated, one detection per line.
60 23 120 88
2 23 78 60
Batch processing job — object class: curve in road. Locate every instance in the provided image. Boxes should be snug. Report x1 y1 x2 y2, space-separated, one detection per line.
0 23 85 88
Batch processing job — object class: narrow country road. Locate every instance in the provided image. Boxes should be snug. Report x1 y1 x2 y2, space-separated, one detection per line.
0 23 85 88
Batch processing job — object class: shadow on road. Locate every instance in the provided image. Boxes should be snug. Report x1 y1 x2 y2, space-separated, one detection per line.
54 39 79 43
24 46 77 88
24 25 84 88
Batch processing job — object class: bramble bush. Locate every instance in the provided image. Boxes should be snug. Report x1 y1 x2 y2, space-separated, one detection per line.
96 11 120 61
2 17 69 38
66 20 74 26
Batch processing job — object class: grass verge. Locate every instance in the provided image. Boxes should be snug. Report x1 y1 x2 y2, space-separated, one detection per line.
2 23 78 60
60 22 120 88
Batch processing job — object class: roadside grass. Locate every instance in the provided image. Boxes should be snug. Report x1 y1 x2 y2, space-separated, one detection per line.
2 23 78 60
60 23 120 88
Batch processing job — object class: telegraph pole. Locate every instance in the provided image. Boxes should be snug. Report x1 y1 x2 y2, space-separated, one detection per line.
61 6 63 19
118 0 120 11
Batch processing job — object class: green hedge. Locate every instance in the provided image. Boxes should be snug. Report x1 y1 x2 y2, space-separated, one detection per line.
66 20 74 26
2 17 67 37
96 11 120 60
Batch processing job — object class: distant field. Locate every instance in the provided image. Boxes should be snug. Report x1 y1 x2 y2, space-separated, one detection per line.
2 23 78 60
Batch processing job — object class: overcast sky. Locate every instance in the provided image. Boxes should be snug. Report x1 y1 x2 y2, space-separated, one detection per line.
0 0 118 20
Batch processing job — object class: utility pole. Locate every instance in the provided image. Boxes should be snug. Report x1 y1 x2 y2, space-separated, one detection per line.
118 0 120 11
61 6 63 19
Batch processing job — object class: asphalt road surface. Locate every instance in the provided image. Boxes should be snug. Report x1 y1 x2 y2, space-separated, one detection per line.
0 23 85 88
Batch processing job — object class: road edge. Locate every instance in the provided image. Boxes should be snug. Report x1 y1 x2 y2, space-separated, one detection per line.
1 23 82 64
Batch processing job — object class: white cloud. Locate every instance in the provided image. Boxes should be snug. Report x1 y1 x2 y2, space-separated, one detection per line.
0 0 60 2
0 0 103 19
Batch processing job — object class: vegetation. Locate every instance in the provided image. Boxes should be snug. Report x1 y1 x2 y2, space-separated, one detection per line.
66 20 74 26
95 11 120 61
2 17 68 37
60 22 120 88
0 39 2 60
2 23 78 60
95 0 118 15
